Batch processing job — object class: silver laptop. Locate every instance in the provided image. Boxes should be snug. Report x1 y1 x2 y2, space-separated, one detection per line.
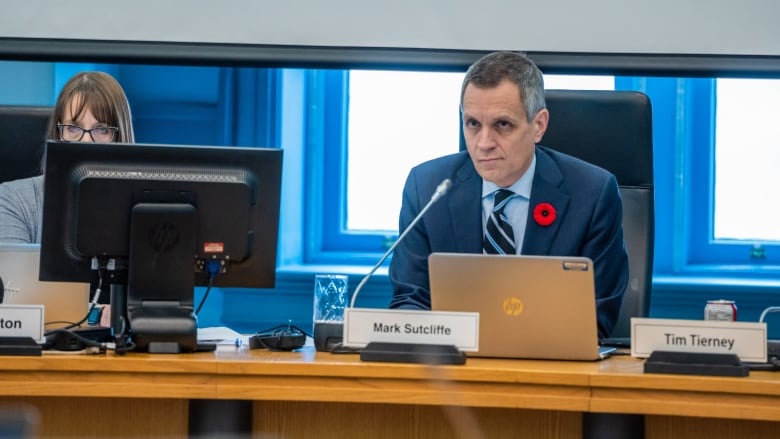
0 243 90 329
429 252 614 361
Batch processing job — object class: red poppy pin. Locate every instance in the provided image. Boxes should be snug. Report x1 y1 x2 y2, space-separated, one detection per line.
533 202 556 227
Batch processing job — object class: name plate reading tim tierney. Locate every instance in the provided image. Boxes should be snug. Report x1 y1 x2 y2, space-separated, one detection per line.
631 317 767 363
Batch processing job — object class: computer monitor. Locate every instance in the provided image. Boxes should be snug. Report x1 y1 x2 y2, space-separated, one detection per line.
39 140 283 353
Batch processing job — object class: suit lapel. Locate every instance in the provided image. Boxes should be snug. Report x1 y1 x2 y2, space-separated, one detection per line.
443 148 570 255
522 148 570 255
449 157 483 253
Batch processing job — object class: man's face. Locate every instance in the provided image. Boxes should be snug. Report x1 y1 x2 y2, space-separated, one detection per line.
461 79 548 187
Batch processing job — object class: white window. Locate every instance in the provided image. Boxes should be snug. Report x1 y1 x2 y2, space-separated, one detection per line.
346 70 615 233
714 78 780 242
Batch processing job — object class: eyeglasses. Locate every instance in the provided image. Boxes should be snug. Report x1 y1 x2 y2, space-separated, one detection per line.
57 124 119 142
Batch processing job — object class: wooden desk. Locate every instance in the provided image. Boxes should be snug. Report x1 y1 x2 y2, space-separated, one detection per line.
0 347 777 438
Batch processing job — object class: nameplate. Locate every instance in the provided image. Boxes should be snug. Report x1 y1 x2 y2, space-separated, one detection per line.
631 317 767 363
342 308 479 350
0 304 45 342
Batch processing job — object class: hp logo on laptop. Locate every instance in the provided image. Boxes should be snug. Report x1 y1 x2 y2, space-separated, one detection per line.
502 297 524 316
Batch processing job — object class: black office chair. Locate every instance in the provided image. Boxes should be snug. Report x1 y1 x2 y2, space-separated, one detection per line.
0 105 52 184
542 89 654 340
543 89 654 439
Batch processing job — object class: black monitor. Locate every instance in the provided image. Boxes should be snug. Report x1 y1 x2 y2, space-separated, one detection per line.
39 141 283 353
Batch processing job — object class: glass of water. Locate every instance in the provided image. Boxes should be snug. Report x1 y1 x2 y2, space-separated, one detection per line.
312 274 349 352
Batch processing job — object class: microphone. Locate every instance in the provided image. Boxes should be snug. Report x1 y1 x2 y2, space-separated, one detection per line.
339 177 465 363
349 178 452 308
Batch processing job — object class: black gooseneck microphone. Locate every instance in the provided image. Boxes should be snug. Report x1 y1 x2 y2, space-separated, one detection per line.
349 178 452 308
319 178 453 353
341 178 466 364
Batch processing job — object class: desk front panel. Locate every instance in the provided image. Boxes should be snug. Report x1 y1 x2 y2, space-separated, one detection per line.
253 401 581 439
1 397 188 438
0 346 777 438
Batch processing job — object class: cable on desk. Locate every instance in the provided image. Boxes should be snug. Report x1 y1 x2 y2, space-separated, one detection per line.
195 259 221 316
746 356 780 371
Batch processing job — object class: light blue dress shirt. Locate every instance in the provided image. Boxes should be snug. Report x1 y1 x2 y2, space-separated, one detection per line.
481 154 536 253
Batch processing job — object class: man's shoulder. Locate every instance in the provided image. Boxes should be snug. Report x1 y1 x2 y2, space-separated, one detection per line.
537 145 614 181
412 150 470 173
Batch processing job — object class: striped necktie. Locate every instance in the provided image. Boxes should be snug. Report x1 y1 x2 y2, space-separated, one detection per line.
483 189 516 255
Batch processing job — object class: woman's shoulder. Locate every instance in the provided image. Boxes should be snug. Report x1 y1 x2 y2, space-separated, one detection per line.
0 175 44 198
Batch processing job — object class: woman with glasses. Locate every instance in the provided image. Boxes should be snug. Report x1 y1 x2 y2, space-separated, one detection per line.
0 71 135 243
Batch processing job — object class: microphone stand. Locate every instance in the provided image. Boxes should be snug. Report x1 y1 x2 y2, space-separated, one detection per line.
342 179 466 364
349 178 452 308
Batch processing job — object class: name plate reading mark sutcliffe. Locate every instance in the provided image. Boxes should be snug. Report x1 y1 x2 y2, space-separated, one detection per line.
631 317 767 363
343 308 479 351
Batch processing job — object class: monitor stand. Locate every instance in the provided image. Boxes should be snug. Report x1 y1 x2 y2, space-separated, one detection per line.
128 306 198 353
108 282 198 354
123 203 199 353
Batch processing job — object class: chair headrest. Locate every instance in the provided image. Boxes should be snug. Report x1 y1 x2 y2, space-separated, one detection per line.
542 90 653 188
0 105 52 183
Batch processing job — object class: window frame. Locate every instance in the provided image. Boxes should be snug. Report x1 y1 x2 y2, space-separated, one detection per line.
303 69 780 276
303 70 390 265
683 78 780 273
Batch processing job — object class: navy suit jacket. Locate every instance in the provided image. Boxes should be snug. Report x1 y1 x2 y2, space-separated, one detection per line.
388 146 629 338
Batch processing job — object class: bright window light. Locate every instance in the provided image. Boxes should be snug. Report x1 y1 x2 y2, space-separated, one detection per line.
714 78 780 242
346 71 615 232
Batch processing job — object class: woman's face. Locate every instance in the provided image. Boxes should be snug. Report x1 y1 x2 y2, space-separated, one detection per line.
58 96 118 143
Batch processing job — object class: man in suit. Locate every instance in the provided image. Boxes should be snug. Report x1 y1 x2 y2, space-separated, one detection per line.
388 51 628 339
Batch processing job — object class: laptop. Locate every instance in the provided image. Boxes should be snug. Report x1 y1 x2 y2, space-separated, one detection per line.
429 252 615 361
0 243 90 329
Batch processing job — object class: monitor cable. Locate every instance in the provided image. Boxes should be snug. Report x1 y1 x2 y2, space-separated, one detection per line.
43 259 108 336
745 306 780 371
41 259 139 354
195 260 222 316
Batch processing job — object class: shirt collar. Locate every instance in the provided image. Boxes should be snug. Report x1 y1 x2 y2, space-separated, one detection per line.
481 152 536 199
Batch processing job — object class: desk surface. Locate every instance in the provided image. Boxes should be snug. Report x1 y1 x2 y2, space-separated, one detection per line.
1 346 778 422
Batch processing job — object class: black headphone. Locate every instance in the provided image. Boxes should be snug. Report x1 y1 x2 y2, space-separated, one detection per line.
248 324 307 351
